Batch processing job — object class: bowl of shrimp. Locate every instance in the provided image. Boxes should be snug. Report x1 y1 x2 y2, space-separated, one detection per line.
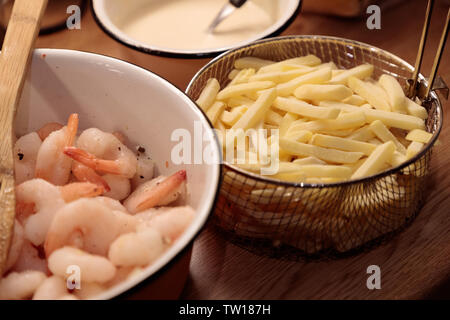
0 49 221 300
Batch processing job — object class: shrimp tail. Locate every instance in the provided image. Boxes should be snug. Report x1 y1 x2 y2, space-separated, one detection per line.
64 147 122 176
135 170 186 213
60 182 106 203
72 162 111 192
66 113 79 146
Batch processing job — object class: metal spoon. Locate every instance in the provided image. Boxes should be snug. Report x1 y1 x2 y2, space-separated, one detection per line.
207 0 248 33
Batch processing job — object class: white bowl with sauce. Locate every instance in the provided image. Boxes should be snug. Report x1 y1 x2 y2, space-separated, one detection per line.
15 49 222 299
92 0 302 57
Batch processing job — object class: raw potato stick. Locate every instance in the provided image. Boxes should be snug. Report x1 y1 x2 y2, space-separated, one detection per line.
320 101 425 130
206 101 226 125
258 55 322 74
329 64 374 85
378 74 407 113
273 97 340 119
196 78 220 111
405 129 432 144
369 120 407 154
280 138 364 164
234 57 274 70
311 134 376 156
276 67 332 96
348 77 391 111
294 84 352 101
216 81 275 100
351 141 396 179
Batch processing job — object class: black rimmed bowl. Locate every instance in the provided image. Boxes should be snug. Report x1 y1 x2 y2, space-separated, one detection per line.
15 49 222 298
91 0 302 58
186 35 443 258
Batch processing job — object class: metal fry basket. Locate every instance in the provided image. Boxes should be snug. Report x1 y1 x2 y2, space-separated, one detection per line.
186 35 445 258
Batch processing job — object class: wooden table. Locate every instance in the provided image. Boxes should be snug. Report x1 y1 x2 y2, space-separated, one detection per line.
34 0 450 299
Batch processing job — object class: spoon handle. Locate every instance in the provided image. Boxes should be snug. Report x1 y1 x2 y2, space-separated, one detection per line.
0 0 48 276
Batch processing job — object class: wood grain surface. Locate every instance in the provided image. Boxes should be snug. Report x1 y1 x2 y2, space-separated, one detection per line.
32 0 450 299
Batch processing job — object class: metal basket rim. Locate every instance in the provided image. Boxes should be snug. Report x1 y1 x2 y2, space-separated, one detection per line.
186 34 444 189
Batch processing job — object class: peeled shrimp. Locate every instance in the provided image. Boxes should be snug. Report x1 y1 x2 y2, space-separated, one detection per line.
102 174 130 201
44 198 137 257
124 170 186 214
37 122 63 141
16 178 65 246
12 240 48 274
4 220 25 272
32 275 69 300
131 153 155 190
35 114 78 185
64 128 137 178
73 282 105 300
48 247 116 283
13 132 42 185
59 182 105 203
138 206 195 243
0 271 47 300
71 161 111 192
108 227 166 267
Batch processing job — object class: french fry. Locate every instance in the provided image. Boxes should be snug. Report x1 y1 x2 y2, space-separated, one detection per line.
289 111 366 132
280 138 364 164
232 88 277 130
347 126 375 141
276 67 332 96
293 156 326 165
311 133 376 156
273 97 340 120
388 151 407 167
320 101 425 130
406 141 424 159
258 55 322 74
217 81 275 100
228 68 256 86
206 101 226 125
227 96 254 108
196 78 220 111
318 128 355 137
220 106 247 126
329 64 374 85
405 129 432 144
286 130 313 143
369 120 406 154
279 112 298 137
228 69 240 80
342 94 366 106
265 110 283 126
248 66 315 83
234 57 274 70
348 77 391 111
294 84 353 101
351 141 395 179
406 98 428 119
273 163 352 179
378 74 407 113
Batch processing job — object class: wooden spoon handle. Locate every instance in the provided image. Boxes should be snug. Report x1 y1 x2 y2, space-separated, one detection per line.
0 0 48 276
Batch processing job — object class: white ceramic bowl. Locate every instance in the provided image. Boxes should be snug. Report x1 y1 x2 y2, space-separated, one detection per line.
15 49 221 299
91 0 302 57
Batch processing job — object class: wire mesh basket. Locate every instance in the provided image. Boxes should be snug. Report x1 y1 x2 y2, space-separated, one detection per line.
186 35 443 258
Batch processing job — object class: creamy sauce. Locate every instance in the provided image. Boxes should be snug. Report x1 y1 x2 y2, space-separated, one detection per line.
118 0 278 51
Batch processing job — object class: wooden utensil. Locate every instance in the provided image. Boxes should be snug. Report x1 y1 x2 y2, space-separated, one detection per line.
0 0 48 276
